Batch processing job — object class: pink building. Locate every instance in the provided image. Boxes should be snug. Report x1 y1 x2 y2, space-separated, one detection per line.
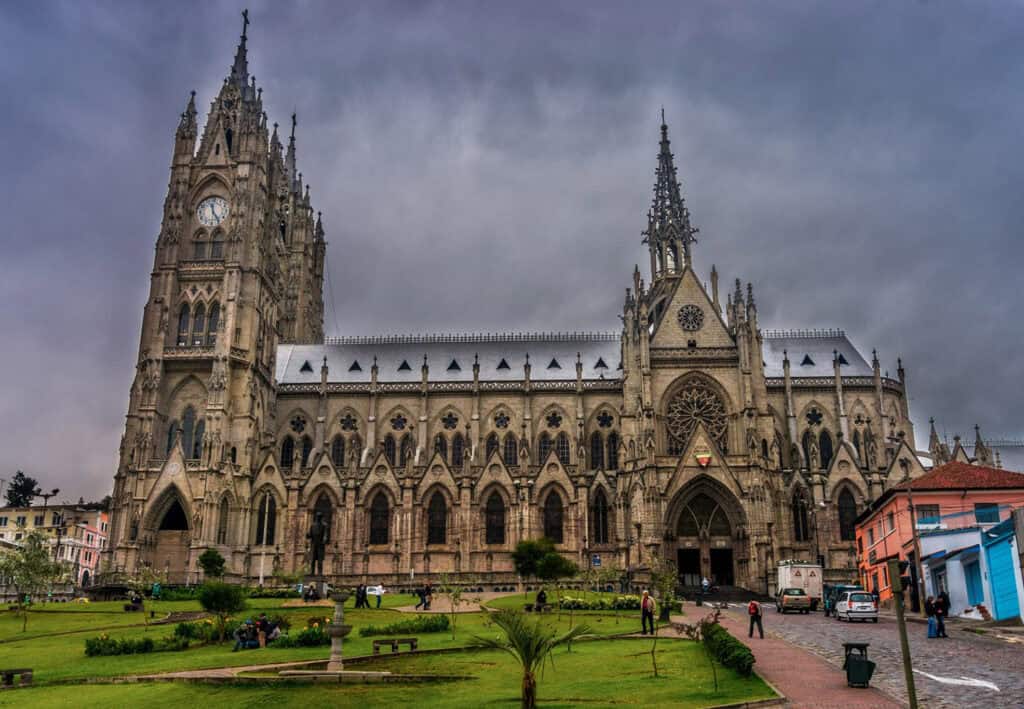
855 461 1024 604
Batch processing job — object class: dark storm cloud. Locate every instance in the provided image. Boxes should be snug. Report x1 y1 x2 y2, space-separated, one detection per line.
2 1 1022 500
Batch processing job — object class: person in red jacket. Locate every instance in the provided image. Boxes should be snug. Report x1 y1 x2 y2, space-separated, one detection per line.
747 599 764 639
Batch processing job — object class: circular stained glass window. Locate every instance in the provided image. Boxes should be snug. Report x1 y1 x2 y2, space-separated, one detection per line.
677 304 704 332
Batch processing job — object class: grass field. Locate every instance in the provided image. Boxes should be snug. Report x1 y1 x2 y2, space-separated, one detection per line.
0 591 772 708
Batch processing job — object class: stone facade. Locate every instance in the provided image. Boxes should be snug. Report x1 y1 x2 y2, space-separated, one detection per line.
104 21 922 593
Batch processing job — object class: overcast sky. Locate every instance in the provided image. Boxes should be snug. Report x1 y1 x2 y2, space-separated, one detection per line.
2 1 1022 502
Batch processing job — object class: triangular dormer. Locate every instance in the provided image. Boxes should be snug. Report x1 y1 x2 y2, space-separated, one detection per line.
884 438 928 487
662 422 742 501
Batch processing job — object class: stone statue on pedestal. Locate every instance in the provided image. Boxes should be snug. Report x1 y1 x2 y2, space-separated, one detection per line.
307 512 327 576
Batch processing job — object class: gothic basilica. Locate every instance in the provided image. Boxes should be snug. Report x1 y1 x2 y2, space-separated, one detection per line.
105 20 924 593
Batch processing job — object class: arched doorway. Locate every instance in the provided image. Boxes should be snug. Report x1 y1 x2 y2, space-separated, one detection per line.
150 493 190 583
667 479 746 588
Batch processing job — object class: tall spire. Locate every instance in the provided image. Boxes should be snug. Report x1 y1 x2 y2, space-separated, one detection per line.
973 424 992 465
176 91 197 138
229 9 250 89
286 112 300 193
642 111 698 276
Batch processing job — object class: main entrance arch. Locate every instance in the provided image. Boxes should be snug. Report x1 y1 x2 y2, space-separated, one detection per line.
146 488 192 583
666 477 747 588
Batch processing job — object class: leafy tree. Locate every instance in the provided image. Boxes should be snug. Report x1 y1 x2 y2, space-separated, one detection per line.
0 530 62 631
126 565 163 629
197 582 247 642
4 471 41 508
469 609 590 709
198 548 226 579
437 572 474 639
647 553 678 622
511 538 555 591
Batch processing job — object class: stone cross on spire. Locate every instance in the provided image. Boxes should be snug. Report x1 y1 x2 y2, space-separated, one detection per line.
229 9 250 89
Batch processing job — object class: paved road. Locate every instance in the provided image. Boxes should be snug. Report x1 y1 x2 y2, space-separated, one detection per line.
745 604 1023 708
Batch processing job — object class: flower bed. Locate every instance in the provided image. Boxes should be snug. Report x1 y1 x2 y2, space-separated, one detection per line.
558 595 642 611
84 634 189 656
358 614 450 637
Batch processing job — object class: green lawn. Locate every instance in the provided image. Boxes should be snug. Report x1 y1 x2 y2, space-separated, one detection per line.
0 594 772 707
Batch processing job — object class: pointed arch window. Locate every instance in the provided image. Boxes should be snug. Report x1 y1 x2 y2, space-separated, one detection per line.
503 434 518 467
369 493 389 545
166 420 178 455
314 493 333 540
191 303 206 346
555 432 570 465
427 492 447 545
255 493 277 545
591 488 609 544
590 431 604 470
299 436 313 468
792 491 810 542
177 305 190 346
486 433 500 461
210 233 224 260
606 432 620 470
433 434 448 463
193 235 207 260
543 492 564 543
383 435 396 466
281 436 295 469
451 433 465 468
181 406 196 461
400 434 415 467
838 488 857 541
192 419 205 460
216 497 230 545
485 492 506 544
206 303 220 346
538 432 552 463
852 429 862 459
801 430 814 469
331 436 345 467
819 431 834 470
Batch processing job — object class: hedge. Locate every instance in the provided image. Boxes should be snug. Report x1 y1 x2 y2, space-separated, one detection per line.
85 634 190 656
358 614 450 637
558 595 642 611
702 623 755 677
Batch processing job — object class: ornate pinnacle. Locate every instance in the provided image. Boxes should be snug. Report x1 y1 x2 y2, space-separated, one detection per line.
229 9 250 88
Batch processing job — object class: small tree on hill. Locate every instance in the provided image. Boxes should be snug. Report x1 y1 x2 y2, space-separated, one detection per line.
0 530 62 631
4 471 41 508
198 582 247 642
198 548 226 579
648 553 678 622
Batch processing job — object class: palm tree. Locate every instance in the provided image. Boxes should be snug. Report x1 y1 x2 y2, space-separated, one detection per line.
469 609 590 709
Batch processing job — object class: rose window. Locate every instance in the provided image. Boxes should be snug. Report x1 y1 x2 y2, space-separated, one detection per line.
441 412 459 430
340 414 358 431
494 412 510 429
290 416 307 434
677 304 704 332
665 383 727 454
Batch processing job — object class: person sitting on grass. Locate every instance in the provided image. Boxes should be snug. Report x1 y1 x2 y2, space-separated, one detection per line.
232 619 259 651
534 588 548 612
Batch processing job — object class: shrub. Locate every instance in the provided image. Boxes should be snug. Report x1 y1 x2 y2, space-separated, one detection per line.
245 586 301 599
358 614 450 637
198 582 247 642
198 549 226 579
158 587 199 601
558 595 641 611
702 623 755 677
84 634 188 657
274 623 330 648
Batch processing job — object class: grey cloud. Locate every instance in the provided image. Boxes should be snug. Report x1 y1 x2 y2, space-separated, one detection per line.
1 0 1022 501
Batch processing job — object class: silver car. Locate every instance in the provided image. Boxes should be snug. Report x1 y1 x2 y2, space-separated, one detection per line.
834 590 879 623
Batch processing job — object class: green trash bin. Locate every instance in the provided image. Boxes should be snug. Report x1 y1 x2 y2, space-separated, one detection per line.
842 642 875 688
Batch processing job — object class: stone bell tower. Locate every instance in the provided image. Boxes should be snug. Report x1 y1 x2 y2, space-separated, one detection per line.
105 11 325 579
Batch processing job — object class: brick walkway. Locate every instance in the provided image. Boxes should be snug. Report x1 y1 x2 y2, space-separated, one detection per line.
716 609 901 708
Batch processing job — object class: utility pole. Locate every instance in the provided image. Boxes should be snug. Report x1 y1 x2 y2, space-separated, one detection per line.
905 482 926 616
887 558 918 709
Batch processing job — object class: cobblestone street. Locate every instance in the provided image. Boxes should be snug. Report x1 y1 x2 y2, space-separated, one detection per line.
725 604 1024 708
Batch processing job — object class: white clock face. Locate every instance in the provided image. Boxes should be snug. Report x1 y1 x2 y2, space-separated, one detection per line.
196 196 229 227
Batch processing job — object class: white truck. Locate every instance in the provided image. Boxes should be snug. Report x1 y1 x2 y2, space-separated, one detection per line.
777 561 823 610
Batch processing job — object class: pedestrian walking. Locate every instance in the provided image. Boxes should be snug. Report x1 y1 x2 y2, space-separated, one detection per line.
414 585 426 610
641 589 656 635
701 576 711 594
935 592 948 638
747 599 764 639
925 596 938 638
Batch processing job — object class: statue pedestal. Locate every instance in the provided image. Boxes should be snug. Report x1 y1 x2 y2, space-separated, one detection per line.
326 591 352 672
305 575 328 598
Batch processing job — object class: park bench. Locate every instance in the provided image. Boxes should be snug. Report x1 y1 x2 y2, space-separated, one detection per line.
371 637 418 655
0 669 32 688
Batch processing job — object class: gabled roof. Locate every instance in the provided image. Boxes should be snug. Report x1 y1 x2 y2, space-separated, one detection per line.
892 461 1024 491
